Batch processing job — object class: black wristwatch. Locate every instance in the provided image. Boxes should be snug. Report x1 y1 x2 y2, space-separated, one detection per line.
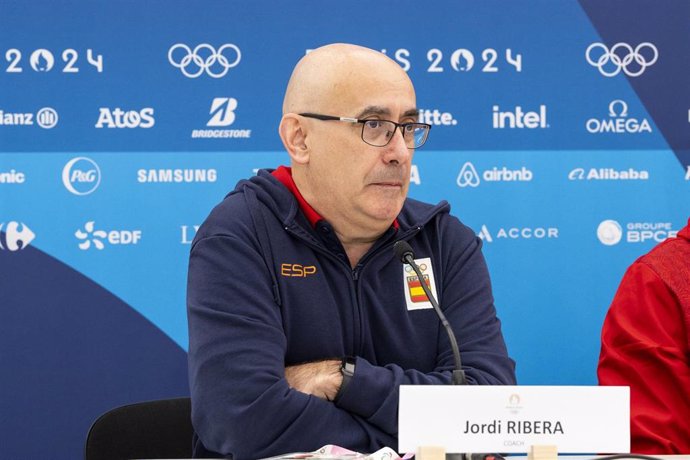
337 356 356 400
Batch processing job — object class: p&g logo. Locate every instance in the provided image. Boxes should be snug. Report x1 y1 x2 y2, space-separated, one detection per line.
62 157 101 196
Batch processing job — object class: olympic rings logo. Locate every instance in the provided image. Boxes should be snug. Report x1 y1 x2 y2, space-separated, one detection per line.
404 263 427 273
168 43 241 78
585 42 658 77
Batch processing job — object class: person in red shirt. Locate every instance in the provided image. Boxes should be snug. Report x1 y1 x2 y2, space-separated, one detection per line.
598 218 690 453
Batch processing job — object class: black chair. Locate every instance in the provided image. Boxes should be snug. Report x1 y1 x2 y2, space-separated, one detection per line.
84 397 193 460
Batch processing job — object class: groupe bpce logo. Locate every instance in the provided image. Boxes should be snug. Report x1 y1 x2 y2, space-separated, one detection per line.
586 42 658 77
168 43 241 78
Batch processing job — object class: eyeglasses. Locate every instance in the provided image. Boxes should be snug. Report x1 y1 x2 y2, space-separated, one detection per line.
299 113 432 149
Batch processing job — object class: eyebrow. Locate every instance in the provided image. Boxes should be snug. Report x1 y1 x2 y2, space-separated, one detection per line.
355 106 419 120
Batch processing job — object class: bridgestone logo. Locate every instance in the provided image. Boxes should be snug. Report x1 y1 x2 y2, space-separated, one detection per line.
191 129 251 138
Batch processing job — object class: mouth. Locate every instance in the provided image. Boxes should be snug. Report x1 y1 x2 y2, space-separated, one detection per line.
371 181 403 188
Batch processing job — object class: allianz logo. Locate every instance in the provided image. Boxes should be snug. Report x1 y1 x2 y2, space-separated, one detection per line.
478 224 558 243
568 167 649 181
0 107 58 128
95 107 155 128
492 105 548 129
586 100 651 134
457 161 533 188
137 168 217 183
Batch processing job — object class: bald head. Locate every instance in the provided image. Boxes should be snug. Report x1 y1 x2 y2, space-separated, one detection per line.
282 44 415 115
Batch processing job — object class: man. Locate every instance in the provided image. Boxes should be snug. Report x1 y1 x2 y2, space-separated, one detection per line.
598 218 690 453
187 43 516 459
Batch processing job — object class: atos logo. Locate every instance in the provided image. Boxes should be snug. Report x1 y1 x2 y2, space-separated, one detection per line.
62 157 101 195
75 221 142 250
597 219 677 245
0 221 35 251
95 107 154 128
493 105 548 129
457 162 532 188
586 100 651 134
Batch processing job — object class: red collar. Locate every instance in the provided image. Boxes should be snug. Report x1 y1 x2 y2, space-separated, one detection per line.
271 166 323 227
271 165 399 230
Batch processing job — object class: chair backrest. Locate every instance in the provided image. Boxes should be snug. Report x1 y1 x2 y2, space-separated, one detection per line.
84 397 193 460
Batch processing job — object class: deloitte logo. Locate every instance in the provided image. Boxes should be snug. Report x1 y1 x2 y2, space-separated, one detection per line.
418 109 458 126
586 100 651 134
62 157 101 195
596 220 623 246
0 221 35 251
456 161 533 188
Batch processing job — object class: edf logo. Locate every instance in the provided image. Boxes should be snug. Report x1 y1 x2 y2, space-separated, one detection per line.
62 157 101 196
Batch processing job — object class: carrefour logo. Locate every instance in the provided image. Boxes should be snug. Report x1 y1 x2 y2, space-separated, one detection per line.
62 157 101 195
597 219 678 245
0 221 35 251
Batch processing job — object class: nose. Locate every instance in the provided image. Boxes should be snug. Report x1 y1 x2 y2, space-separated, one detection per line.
382 127 412 165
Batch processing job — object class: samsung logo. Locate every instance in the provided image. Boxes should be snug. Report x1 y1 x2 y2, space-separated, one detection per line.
137 168 217 183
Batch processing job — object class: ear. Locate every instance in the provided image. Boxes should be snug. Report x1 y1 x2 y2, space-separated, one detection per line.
279 114 310 165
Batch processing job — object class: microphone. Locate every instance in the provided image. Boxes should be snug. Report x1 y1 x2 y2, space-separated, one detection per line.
393 241 467 385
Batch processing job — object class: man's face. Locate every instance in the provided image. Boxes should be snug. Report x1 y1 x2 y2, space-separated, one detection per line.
304 70 417 231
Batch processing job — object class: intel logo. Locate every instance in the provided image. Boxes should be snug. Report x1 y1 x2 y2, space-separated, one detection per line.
62 156 101 196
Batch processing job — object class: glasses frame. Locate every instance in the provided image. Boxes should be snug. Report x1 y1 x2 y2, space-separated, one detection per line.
298 112 432 149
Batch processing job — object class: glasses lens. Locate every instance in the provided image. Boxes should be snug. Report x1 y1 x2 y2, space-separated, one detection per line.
405 124 429 148
362 120 396 146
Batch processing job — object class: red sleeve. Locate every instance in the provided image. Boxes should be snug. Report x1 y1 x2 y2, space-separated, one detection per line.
598 261 690 454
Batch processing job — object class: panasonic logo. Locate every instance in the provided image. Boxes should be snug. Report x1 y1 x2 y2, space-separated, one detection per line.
137 168 217 183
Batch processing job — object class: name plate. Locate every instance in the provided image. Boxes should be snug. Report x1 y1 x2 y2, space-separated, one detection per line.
399 385 629 454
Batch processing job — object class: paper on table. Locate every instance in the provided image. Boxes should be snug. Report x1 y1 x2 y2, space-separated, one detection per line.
259 444 414 460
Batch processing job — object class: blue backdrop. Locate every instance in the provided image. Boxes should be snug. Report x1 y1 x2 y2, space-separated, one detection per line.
1 1 689 458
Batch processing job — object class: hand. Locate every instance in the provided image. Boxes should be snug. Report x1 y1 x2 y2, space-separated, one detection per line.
285 359 342 401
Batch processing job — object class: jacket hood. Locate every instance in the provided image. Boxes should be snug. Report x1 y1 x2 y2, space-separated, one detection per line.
228 168 450 233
